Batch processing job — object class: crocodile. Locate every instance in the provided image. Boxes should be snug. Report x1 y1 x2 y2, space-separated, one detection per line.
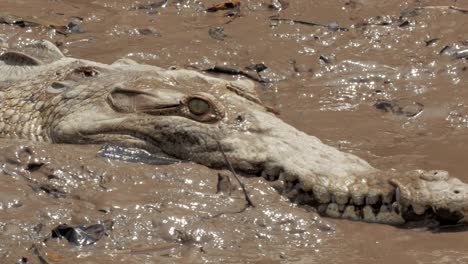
1 40 467 225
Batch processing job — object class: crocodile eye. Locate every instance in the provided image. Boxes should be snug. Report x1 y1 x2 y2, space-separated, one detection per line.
188 98 210 115
183 93 224 122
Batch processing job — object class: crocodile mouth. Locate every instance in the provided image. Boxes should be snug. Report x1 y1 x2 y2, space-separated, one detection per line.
260 171 466 226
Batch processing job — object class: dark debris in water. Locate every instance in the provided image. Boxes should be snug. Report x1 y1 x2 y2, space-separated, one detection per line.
15 257 28 264
268 0 289 11
50 224 105 246
245 63 268 73
319 54 335 64
208 26 226 40
455 49 468 59
269 16 348 31
97 143 182 165
67 21 85 34
206 1 240 12
424 38 439 46
137 27 161 36
223 5 241 18
439 44 468 59
374 99 424 117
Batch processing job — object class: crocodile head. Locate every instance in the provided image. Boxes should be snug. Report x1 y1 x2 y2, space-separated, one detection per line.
2 40 468 225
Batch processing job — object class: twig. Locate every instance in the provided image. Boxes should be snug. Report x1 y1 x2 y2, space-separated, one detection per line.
270 17 323 26
270 17 348 31
31 244 50 264
216 141 255 208
417 5 468 13
450 5 468 13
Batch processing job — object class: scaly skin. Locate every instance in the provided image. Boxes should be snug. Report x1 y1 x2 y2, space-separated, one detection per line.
1 40 467 225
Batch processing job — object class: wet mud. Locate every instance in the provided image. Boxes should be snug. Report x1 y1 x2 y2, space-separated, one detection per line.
1 0 468 263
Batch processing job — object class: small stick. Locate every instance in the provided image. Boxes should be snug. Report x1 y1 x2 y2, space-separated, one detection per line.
417 5 468 13
216 141 255 208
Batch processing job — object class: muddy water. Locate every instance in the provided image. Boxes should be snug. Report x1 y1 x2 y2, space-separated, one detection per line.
1 0 468 263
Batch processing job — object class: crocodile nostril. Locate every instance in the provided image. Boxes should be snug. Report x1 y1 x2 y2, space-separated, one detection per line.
454 190 460 194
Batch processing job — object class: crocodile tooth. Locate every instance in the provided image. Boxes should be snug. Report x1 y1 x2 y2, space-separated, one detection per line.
332 192 349 205
284 181 294 192
382 188 394 204
395 187 401 202
261 166 281 181
294 189 314 204
376 205 404 224
412 204 426 215
391 202 401 214
313 185 331 203
278 172 286 181
318 204 328 214
350 183 367 205
351 194 365 205
381 204 390 213
362 205 376 222
338 203 346 212
325 203 342 218
285 184 300 200
342 205 360 220
365 189 381 205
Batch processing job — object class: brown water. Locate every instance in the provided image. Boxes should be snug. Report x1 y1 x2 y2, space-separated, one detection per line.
1 0 468 263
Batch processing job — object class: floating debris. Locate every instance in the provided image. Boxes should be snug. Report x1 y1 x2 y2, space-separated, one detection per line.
319 54 335 64
224 5 241 18
290 59 313 73
269 0 289 10
417 5 468 14
206 0 240 12
374 99 424 117
454 49 468 59
208 26 226 40
424 38 439 46
67 21 85 34
439 44 468 59
245 63 267 72
137 27 161 36
50 224 105 246
270 16 348 31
